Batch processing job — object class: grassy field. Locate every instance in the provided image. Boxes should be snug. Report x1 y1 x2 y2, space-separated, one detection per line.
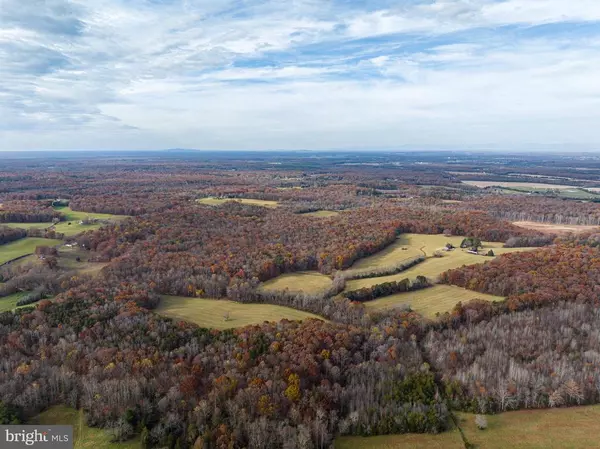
259 271 333 294
196 197 279 208
57 245 108 276
53 207 127 235
337 406 600 449
458 406 600 448
30 406 140 449
365 285 504 317
4 207 127 237
463 181 600 200
300 210 340 218
0 291 29 313
0 237 63 265
513 221 600 235
157 296 324 329
346 234 532 290
1 246 106 277
336 429 464 449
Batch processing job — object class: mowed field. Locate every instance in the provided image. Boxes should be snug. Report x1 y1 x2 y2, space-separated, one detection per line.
1 246 106 276
458 406 600 449
157 296 324 329
336 429 464 449
338 406 600 449
0 237 62 265
197 197 279 208
31 406 140 449
4 207 127 237
259 271 333 294
57 246 108 276
513 221 600 236
346 234 533 290
0 291 29 313
300 210 340 218
364 285 504 317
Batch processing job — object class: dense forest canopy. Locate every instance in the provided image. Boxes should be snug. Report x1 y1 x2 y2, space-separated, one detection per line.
3 151 600 447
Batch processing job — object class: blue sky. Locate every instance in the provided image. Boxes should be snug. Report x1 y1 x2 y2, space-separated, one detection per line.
1 0 600 151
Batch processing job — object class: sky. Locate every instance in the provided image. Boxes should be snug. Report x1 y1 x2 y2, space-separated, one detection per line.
1 0 600 151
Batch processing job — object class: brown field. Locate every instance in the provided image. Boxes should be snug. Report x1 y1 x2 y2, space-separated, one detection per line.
259 271 333 294
462 180 577 189
512 221 600 236
364 285 504 317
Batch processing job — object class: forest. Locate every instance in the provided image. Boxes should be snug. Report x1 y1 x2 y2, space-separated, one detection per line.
3 151 600 448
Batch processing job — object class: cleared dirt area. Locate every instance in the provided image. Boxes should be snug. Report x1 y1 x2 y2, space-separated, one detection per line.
364 285 504 317
157 296 323 329
259 271 332 294
513 221 600 235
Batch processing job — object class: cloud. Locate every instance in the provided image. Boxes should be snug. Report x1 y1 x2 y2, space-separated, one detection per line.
1 0 600 150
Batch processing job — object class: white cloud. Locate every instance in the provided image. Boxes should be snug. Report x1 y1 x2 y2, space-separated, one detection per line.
1 0 600 150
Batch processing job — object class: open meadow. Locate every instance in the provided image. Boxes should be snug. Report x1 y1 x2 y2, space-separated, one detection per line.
299 210 340 217
345 234 533 291
364 284 504 317
157 296 324 329
3 207 127 237
1 245 106 276
458 406 600 449
30 406 140 449
336 429 464 449
0 291 30 313
197 197 279 208
259 271 333 294
337 406 600 449
0 237 62 265
462 181 600 199
56 245 108 276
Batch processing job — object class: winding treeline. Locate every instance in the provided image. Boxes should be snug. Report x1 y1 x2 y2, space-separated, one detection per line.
0 226 27 245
